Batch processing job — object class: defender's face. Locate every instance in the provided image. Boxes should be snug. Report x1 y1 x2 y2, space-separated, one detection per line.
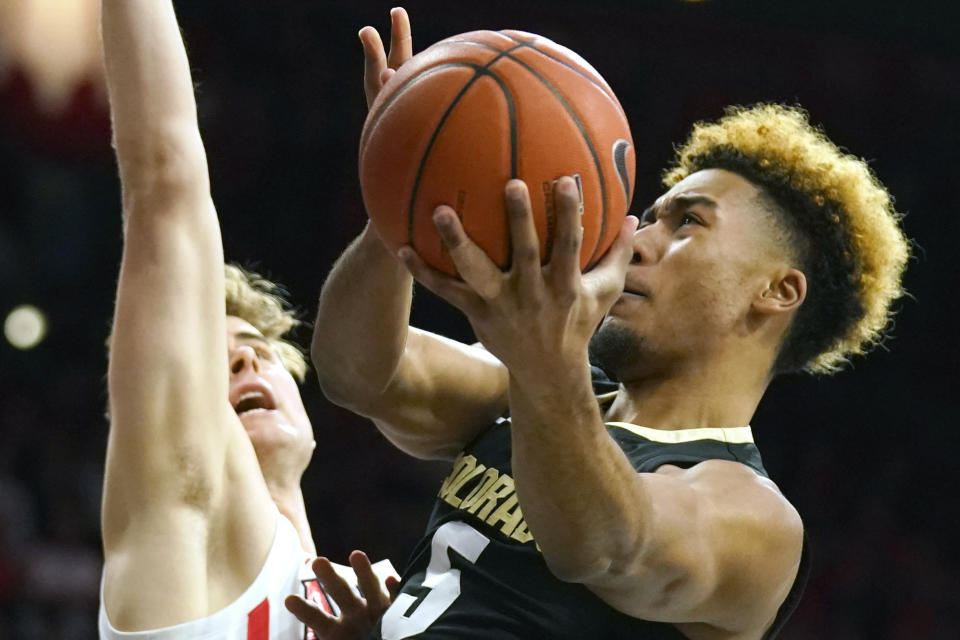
226 316 313 465
599 169 778 375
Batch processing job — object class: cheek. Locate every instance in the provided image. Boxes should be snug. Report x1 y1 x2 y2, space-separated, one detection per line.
267 366 307 414
664 255 741 328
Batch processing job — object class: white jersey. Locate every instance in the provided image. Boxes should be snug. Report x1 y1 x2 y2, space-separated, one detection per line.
98 511 395 640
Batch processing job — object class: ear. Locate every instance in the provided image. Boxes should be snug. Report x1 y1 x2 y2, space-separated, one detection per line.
753 268 806 315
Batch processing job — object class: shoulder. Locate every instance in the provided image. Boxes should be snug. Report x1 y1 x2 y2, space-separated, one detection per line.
660 459 802 559
663 459 804 628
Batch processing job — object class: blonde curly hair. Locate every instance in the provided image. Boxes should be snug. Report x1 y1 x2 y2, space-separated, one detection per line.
664 104 909 374
225 264 307 381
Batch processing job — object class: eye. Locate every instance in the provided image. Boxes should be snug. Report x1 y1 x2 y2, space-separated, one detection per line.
254 346 275 360
679 213 700 227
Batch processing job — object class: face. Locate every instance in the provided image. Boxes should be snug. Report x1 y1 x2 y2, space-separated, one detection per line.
590 169 785 381
226 315 314 478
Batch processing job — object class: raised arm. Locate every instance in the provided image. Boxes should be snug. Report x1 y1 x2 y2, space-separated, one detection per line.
100 0 274 630
313 11 508 460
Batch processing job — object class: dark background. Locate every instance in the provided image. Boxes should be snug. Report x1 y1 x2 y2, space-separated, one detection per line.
1 0 957 637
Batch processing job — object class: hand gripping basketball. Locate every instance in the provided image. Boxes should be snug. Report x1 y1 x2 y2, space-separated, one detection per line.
398 178 638 373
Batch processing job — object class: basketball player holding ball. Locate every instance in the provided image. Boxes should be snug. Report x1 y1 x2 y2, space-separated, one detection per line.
299 8 909 639
98 2 397 639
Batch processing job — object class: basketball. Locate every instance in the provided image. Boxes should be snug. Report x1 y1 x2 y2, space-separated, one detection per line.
359 30 635 275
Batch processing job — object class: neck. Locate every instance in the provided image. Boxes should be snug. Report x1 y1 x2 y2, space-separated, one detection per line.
264 476 316 556
606 349 771 430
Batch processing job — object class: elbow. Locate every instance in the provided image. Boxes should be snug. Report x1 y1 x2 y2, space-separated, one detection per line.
310 344 354 407
311 342 395 410
541 544 618 584
311 357 382 412
116 123 209 196
540 532 652 586
314 371 359 409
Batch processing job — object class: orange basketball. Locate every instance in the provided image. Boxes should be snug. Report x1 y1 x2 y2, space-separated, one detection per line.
359 30 635 275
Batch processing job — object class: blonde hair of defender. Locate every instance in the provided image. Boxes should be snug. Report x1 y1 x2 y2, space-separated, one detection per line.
225 264 307 381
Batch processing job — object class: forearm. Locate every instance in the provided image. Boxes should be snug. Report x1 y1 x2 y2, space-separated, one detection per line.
508 361 649 582
312 224 414 404
101 0 206 190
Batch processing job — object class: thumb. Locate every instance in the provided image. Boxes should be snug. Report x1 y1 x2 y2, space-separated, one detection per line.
584 215 637 295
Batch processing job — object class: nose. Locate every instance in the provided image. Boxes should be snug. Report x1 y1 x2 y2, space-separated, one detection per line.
630 227 648 265
631 222 662 265
230 345 261 375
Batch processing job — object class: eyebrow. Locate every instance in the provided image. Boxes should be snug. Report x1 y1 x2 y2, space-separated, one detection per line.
234 331 271 346
640 194 718 223
673 195 718 211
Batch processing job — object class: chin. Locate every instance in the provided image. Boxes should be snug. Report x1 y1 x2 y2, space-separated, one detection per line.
588 323 645 382
238 409 296 443
238 408 283 428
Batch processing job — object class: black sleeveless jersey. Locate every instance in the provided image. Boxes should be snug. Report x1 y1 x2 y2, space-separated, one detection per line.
373 368 808 639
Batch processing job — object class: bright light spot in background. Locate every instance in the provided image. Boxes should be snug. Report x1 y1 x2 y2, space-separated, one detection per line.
0 0 104 114
4 304 48 350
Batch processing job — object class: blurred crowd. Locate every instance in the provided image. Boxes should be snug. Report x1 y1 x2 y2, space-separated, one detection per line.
0 1 957 638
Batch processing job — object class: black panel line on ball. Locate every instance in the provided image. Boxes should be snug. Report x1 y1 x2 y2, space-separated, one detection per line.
491 54 609 265
498 32 617 104
362 63 469 153
406 52 521 250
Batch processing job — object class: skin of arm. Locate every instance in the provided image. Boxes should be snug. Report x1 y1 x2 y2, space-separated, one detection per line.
400 178 803 635
507 369 803 633
100 0 276 630
312 11 508 460
313 225 509 460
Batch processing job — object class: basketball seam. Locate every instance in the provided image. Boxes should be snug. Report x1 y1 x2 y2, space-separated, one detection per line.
498 32 619 106
406 48 522 252
361 63 467 153
441 38 613 265
451 38 616 108
491 54 610 265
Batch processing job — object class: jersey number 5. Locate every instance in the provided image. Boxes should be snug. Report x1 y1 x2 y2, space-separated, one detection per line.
381 521 490 639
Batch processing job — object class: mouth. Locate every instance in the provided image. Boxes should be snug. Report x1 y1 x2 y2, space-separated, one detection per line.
233 390 277 416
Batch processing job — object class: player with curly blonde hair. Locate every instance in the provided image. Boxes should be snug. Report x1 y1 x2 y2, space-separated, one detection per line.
309 26 909 634
662 103 908 374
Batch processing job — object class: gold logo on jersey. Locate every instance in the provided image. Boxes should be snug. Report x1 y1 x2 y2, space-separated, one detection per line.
438 453 535 544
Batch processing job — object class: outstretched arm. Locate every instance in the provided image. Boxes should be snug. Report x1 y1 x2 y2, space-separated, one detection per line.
313 10 508 460
101 0 275 631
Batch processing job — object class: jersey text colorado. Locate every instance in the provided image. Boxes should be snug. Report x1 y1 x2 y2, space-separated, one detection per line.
437 452 535 544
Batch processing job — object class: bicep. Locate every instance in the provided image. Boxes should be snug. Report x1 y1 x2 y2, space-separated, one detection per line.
586 462 803 629
363 328 509 460
109 196 227 452
105 192 239 532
